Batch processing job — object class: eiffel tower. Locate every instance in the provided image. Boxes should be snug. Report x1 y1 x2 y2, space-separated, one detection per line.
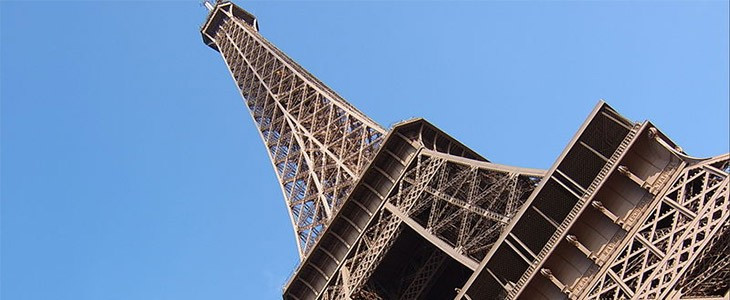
200 2 730 299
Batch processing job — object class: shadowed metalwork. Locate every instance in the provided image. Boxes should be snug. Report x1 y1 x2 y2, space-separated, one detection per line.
200 2 730 299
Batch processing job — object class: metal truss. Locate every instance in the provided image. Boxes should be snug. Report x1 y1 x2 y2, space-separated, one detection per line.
202 4 729 300
676 222 730 298
325 149 542 299
508 115 643 300
398 249 447 299
585 155 730 300
205 5 385 257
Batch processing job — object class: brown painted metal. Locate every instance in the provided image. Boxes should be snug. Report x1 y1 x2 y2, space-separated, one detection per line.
200 2 729 299
202 1 385 258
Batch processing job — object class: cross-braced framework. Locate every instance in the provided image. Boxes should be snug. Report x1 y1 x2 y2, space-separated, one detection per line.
586 155 729 300
323 148 542 299
677 203 730 297
200 2 730 299
453 104 730 300
202 2 385 257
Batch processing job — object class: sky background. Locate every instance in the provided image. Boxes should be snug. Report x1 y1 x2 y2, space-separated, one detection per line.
1 1 728 299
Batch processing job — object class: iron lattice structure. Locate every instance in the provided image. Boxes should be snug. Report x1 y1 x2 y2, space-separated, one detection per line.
200 2 730 299
201 2 385 257
584 155 729 299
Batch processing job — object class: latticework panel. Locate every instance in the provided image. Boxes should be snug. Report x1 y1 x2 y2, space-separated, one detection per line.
398 250 447 299
403 154 541 262
676 219 730 297
211 15 385 257
339 155 445 299
327 151 542 299
586 156 730 299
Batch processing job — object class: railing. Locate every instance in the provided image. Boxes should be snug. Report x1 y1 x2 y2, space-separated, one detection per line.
507 123 641 299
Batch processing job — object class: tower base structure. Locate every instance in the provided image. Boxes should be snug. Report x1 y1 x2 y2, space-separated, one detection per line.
284 102 729 300
284 118 544 299
198 2 730 299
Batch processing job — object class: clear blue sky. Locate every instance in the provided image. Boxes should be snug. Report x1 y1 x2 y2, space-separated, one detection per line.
2 1 728 299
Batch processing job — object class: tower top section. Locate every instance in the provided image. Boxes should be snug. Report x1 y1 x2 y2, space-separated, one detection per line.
201 1 258 51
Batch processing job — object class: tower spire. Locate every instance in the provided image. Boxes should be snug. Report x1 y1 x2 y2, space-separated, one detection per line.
201 2 729 300
202 0 214 12
201 1 385 258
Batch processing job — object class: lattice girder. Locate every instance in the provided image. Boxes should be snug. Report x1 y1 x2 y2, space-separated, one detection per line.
282 118 544 300
329 149 543 299
585 155 730 300
201 5 729 300
203 4 385 257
